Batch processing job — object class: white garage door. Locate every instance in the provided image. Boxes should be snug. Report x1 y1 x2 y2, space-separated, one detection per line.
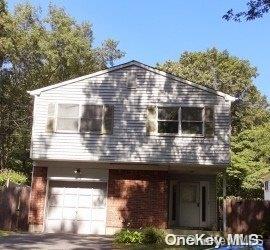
45 181 107 234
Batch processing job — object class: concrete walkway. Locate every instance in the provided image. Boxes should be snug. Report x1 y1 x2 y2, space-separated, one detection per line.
0 233 114 250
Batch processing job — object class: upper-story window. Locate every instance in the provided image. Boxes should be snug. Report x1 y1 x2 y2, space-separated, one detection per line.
181 107 203 135
147 106 214 137
158 107 179 134
46 103 114 134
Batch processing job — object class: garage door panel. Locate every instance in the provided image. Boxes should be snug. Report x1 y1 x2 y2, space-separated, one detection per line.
92 195 106 208
46 220 62 233
91 221 106 234
77 208 91 220
62 207 77 220
92 208 106 221
63 194 77 207
47 207 62 219
79 188 92 195
78 195 92 208
77 221 91 234
50 186 64 195
61 220 77 233
48 194 64 206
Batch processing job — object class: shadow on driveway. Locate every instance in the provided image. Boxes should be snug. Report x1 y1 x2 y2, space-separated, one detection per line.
0 233 114 250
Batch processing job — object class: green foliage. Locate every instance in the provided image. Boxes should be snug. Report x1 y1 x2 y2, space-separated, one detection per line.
226 124 270 198
157 48 270 134
115 229 144 244
114 228 165 245
0 169 27 186
142 227 165 245
0 2 124 176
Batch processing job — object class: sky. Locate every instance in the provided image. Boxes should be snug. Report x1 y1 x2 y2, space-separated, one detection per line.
8 0 270 98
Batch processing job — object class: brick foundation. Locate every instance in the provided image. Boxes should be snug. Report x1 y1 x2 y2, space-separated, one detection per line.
28 166 47 232
106 169 168 232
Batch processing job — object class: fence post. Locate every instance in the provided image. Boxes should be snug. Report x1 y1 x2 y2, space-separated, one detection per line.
223 172 227 232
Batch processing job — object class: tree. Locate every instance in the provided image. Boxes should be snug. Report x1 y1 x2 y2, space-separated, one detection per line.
157 48 270 134
227 124 270 198
223 0 270 21
0 2 125 175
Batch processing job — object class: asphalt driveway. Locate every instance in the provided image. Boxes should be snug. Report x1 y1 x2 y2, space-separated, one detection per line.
0 233 114 250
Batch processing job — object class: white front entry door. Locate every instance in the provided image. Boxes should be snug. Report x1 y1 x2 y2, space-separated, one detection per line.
45 181 107 234
179 182 200 227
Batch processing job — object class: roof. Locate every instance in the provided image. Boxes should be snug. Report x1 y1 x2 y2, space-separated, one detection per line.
27 60 236 101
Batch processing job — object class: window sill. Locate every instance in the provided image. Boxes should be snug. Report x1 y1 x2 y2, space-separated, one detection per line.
50 131 112 135
149 133 206 138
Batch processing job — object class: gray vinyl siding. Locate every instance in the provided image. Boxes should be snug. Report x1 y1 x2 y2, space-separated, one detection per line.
31 65 231 165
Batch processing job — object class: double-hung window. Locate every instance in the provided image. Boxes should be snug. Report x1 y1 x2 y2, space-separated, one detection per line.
181 107 203 135
157 107 179 134
46 103 113 134
147 106 214 137
57 104 80 131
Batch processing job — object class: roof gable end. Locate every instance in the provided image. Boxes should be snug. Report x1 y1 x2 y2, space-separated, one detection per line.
27 60 236 101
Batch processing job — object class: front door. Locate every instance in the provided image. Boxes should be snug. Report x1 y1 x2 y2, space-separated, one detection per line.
179 182 200 227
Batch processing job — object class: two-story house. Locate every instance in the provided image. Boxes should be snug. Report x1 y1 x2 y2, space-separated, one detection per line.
28 60 235 235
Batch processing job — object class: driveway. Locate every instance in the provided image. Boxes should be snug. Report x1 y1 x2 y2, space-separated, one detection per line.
0 233 114 250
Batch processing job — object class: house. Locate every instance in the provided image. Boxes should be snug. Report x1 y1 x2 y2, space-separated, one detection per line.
263 173 270 201
27 60 235 235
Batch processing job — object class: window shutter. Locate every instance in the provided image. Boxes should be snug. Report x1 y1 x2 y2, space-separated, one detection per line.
102 105 114 134
146 106 157 134
204 106 214 138
46 103 55 132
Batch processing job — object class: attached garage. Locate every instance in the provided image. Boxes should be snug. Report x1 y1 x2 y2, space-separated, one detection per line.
45 181 107 234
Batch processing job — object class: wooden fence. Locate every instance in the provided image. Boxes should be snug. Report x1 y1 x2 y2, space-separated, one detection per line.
0 182 31 231
219 198 270 234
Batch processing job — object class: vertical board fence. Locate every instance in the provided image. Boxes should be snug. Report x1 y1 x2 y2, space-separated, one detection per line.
0 183 30 231
219 198 270 234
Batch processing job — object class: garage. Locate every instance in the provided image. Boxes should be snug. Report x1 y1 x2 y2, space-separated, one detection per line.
45 181 107 234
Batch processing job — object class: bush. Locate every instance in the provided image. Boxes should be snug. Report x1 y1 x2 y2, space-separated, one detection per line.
0 169 27 186
115 229 144 244
114 227 165 245
142 227 165 244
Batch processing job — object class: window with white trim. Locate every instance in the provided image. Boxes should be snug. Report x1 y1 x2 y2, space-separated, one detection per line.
147 106 214 137
181 107 203 135
46 103 114 134
158 107 179 134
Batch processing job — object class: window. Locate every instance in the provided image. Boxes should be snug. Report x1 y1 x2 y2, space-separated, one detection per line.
147 105 214 136
158 107 179 134
181 107 203 135
80 105 114 134
47 103 114 134
57 104 80 131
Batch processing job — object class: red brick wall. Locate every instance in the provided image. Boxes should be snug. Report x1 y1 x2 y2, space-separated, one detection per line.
107 169 168 229
28 166 47 229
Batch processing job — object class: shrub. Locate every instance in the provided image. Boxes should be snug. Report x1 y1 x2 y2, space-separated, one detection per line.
115 229 144 244
142 227 165 244
0 169 27 186
114 227 165 245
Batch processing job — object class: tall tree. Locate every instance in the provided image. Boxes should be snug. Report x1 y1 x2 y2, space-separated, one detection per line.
0 2 125 174
223 0 270 21
228 124 270 198
157 48 270 134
